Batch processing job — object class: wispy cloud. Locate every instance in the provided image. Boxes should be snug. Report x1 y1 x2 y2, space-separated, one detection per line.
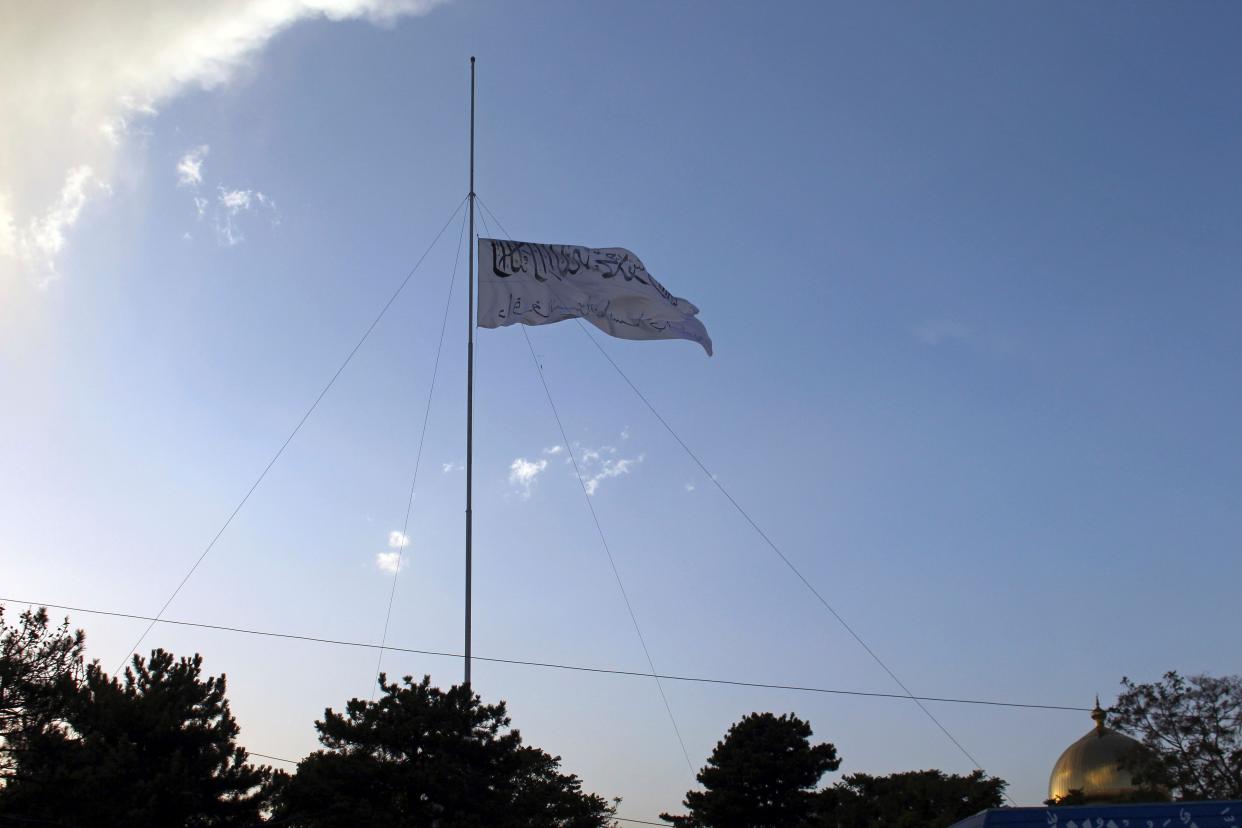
4 167 107 282
508 457 548 498
209 186 277 246
388 530 410 548
218 188 252 211
1 0 441 284
685 482 696 492
176 145 209 187
175 146 276 245
441 461 463 473
510 440 642 497
579 452 642 496
560 434 644 496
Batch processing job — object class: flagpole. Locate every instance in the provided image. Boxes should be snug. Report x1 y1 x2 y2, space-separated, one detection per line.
464 56 476 687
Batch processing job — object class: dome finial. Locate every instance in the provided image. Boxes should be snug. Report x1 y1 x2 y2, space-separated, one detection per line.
1049 696 1152 803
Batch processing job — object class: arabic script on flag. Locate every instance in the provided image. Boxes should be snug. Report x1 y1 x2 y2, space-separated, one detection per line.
477 238 712 355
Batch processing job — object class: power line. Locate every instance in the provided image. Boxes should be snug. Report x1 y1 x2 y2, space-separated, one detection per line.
479 206 694 773
573 321 1003 779
518 325 694 774
248 752 299 765
473 198 1005 798
0 597 1088 712
113 197 469 677
373 204 470 696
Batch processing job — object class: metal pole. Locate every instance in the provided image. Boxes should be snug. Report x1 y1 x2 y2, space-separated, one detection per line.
465 56 475 687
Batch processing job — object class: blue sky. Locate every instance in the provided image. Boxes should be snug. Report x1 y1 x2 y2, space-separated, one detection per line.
3 0 1241 818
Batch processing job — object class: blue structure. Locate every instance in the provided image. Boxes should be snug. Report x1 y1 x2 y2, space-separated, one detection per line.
949 800 1241 828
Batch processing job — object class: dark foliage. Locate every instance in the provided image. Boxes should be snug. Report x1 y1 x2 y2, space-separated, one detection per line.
661 712 840 828
817 769 1006 827
276 674 615 828
0 635 277 828
1043 786 1167 807
1045 788 1090 807
1110 671 1242 800
0 607 85 784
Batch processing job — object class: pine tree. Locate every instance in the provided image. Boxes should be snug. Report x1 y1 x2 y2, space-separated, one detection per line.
277 674 615 827
661 712 840 828
0 646 278 827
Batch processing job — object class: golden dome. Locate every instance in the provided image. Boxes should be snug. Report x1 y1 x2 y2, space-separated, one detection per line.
1047 699 1147 803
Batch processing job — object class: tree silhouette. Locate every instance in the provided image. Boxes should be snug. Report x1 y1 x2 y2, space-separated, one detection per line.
661 712 840 828
0 606 86 784
276 674 615 827
816 769 1006 827
0 646 277 827
1110 671 1242 800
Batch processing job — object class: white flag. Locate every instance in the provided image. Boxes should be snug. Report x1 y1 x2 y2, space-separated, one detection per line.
477 238 712 356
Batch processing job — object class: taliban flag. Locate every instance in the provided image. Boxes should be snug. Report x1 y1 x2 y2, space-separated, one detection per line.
477 238 712 356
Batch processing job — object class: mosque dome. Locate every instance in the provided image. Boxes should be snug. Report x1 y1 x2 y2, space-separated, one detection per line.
1047 699 1149 803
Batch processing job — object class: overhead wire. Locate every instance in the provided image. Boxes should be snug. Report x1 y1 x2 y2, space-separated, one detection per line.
372 204 470 696
33 196 1033 809
472 197 1008 799
112 196 469 676
4 201 1038 821
0 597 1089 711
572 320 996 775
247 752 298 766
475 208 693 773
518 325 694 775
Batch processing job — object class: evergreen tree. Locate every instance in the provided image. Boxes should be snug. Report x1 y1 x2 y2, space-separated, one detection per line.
661 712 839 828
816 769 1006 827
0 606 85 784
277 674 615 827
0 647 277 827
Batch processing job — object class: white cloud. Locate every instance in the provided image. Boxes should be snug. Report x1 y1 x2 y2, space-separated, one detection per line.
5 167 108 281
177 145 209 187
685 482 696 492
508 457 548 498
376 529 408 573
0 0 442 284
565 440 642 496
620 426 630 440
210 185 277 246
581 454 642 496
576 445 615 466
441 461 463 473
178 164 277 245
219 187 252 211
543 445 563 456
